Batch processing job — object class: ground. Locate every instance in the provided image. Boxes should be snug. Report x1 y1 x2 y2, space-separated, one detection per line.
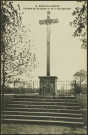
1 123 87 134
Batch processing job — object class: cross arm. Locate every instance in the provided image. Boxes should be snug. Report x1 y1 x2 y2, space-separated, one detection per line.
52 19 58 24
39 18 58 25
39 20 46 25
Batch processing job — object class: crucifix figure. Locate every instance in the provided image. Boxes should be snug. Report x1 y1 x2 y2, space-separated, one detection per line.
39 11 58 76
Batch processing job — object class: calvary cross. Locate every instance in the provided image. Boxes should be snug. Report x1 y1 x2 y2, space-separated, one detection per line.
39 11 58 76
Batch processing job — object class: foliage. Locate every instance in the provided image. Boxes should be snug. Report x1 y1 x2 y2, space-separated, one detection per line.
74 69 87 83
81 83 87 93
76 84 82 94
1 1 37 88
1 1 21 53
73 69 87 93
70 1 87 49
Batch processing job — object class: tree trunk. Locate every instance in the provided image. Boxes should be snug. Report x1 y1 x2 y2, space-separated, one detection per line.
2 53 5 110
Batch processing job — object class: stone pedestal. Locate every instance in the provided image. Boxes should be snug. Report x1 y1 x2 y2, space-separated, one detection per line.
38 76 58 96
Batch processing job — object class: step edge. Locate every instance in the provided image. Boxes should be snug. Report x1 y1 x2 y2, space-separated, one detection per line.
1 114 83 119
1 118 84 124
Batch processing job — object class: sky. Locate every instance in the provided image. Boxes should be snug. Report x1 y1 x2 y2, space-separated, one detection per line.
13 1 87 82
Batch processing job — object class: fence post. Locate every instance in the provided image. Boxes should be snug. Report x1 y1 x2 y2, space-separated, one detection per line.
43 82 44 98
2 88 4 110
74 80 76 97
33 81 34 96
14 81 15 96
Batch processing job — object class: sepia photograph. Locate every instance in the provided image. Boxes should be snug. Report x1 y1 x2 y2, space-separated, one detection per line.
1 0 87 134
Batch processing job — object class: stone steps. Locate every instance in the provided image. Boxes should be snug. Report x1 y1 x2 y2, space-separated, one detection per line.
14 95 76 99
1 95 84 127
2 114 83 122
1 111 82 118
4 107 81 113
1 119 84 126
7 104 80 110
10 101 79 106
12 98 78 102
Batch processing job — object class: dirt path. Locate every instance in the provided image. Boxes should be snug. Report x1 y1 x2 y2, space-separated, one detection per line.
1 123 87 134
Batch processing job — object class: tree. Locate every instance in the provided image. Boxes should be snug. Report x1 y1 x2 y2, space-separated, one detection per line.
73 69 87 93
1 1 37 98
70 1 87 49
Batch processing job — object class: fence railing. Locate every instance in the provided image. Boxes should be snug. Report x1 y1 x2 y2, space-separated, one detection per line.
57 81 75 96
3 80 77 97
13 81 39 96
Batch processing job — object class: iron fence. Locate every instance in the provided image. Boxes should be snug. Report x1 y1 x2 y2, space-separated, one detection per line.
14 80 40 96
57 81 75 96
12 80 76 96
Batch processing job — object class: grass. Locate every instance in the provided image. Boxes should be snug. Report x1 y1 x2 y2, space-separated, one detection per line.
76 94 87 126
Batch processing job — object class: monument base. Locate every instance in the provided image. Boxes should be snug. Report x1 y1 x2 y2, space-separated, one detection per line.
38 76 58 96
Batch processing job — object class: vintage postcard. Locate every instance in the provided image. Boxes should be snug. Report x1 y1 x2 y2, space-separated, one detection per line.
1 1 87 134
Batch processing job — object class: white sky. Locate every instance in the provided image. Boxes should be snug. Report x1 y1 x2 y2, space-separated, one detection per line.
13 1 87 81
